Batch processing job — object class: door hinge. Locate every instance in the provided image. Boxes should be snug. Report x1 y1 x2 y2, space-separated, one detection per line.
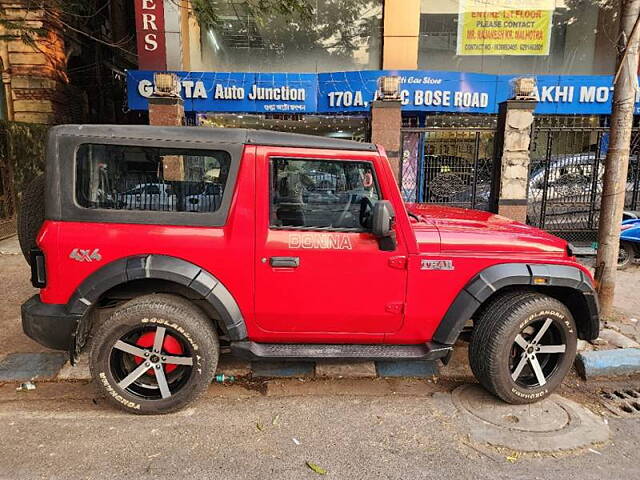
388 256 407 270
385 302 404 314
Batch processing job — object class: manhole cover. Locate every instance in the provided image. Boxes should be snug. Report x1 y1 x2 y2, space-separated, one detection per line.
599 387 640 418
439 384 610 452
454 384 570 432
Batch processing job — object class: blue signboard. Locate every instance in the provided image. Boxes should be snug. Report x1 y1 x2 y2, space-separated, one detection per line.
127 69 640 115
316 70 501 114
129 70 317 113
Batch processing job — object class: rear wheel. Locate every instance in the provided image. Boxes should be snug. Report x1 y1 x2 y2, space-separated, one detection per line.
90 294 218 414
469 292 577 404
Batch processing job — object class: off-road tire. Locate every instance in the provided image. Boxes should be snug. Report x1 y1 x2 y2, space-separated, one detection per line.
469 292 577 404
618 242 635 270
17 174 45 265
90 294 219 414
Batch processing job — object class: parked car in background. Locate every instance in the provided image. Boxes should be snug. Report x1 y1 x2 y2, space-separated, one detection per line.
619 218 640 269
185 182 223 212
118 183 176 211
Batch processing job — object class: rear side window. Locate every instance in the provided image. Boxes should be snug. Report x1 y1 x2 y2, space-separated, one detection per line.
75 144 231 213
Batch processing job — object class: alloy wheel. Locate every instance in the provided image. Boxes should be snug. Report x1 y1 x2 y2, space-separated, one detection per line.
109 326 194 400
619 246 630 266
509 318 567 388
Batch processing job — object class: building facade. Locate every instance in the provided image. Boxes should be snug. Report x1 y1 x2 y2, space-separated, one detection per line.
128 1 640 241
129 0 624 133
0 0 138 124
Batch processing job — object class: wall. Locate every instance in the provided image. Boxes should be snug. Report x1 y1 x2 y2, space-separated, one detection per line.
383 0 420 69
0 1 69 124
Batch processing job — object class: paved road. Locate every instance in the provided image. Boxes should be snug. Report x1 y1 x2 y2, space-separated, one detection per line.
1 238 639 479
0 380 638 480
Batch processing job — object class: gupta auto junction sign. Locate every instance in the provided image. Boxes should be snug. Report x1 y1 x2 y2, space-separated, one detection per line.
127 70 640 115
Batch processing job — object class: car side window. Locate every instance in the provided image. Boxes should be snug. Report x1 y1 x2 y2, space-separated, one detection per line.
270 158 380 231
75 144 231 213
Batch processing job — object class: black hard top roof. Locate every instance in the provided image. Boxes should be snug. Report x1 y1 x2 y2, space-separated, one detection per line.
51 124 377 152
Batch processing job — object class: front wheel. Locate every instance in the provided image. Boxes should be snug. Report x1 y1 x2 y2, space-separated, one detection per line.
90 294 219 414
618 242 635 270
469 292 577 404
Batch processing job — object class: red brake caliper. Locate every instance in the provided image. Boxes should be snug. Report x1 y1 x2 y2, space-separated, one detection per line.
133 331 184 375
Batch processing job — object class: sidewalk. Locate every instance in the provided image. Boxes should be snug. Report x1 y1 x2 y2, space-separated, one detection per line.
0 236 49 357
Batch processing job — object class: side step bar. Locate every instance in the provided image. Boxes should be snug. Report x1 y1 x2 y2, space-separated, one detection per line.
230 341 452 362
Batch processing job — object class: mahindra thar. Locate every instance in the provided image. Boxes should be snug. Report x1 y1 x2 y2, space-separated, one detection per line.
20 125 599 414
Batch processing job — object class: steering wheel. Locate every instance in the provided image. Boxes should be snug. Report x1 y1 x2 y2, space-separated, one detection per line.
334 194 354 228
359 197 374 229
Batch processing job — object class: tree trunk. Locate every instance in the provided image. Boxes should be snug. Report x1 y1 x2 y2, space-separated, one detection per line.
595 0 640 317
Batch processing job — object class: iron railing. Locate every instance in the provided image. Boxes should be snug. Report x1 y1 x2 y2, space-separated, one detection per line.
528 126 640 243
400 127 496 210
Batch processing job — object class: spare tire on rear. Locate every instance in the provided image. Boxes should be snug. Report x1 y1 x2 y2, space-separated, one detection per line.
17 174 45 265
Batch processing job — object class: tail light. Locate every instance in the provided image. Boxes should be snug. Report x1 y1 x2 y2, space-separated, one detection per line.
29 248 46 288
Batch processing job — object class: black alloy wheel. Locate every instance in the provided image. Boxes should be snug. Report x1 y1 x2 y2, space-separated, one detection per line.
90 294 219 414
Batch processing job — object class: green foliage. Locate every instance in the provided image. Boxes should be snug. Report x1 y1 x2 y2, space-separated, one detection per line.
1 0 314 46
0 121 48 216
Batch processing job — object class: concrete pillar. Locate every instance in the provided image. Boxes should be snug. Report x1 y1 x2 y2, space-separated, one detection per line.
148 96 185 126
163 0 183 70
490 100 536 223
370 100 402 180
382 0 420 69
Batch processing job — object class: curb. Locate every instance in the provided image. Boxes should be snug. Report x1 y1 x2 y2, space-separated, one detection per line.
575 348 640 379
0 353 440 383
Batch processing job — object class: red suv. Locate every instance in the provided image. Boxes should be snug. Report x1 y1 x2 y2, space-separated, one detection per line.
20 125 599 414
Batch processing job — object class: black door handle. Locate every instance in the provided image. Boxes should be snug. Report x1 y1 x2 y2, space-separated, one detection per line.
270 256 300 268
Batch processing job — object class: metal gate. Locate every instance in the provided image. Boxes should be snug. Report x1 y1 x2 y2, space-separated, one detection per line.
400 128 496 210
528 126 640 242
0 128 17 240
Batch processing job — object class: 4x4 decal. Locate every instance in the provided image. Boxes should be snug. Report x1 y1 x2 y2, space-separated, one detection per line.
69 248 102 263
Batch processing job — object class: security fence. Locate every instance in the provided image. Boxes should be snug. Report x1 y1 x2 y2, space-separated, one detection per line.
528 126 640 243
400 127 496 210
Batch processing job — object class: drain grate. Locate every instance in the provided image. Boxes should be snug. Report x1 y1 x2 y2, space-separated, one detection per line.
599 387 640 417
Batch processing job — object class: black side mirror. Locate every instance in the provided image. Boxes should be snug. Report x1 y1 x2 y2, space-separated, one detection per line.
371 200 397 251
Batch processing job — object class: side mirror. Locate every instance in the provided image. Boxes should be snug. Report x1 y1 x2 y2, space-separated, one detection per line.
371 200 397 251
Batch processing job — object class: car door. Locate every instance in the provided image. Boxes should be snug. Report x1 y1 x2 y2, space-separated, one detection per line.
254 147 408 340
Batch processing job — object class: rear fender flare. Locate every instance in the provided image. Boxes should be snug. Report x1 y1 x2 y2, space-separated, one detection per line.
68 255 246 359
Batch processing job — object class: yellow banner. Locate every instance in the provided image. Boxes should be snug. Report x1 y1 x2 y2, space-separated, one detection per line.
457 0 554 56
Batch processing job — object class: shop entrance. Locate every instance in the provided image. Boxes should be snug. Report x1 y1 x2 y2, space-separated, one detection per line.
198 113 370 142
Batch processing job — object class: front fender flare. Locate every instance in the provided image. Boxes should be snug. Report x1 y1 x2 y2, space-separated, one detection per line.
433 263 599 346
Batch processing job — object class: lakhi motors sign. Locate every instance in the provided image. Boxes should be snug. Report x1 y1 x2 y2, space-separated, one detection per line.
127 70 640 115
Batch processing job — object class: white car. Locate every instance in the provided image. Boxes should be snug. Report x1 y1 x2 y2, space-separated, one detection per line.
185 183 223 212
118 183 176 211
